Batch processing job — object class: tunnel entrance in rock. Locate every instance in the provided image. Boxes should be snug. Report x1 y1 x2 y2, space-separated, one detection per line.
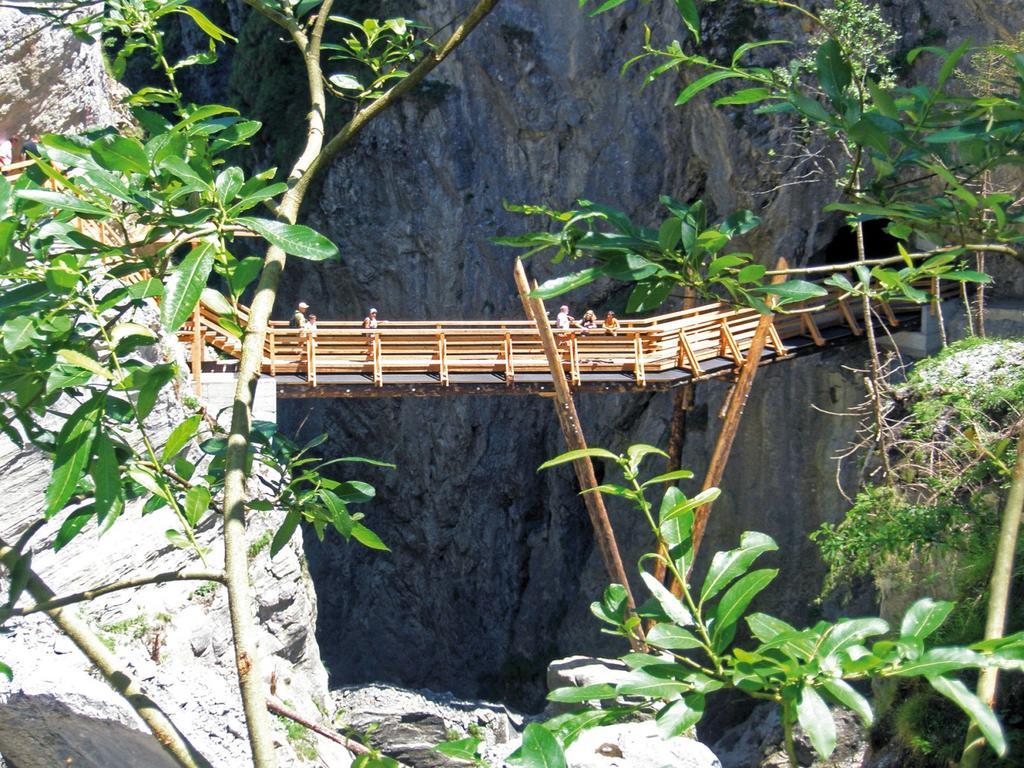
814 219 899 266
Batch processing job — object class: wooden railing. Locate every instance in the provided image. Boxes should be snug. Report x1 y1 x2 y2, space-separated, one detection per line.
3 159 954 394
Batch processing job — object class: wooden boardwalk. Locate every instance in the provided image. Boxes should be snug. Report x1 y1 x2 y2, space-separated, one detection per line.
3 159 941 399
184 286 938 398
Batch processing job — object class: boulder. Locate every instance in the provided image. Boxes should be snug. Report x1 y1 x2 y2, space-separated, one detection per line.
332 683 522 767
564 722 721 768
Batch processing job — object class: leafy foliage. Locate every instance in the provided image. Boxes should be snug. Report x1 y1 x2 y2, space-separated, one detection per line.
324 15 432 102
534 445 1024 766
496 197 825 314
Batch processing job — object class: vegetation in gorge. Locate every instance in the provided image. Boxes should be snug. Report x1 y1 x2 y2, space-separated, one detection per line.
1 1 499 766
811 338 1024 765
498 2 1024 767
435 445 1024 768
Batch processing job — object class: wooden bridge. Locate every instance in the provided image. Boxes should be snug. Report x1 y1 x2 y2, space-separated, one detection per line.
2 158 942 400
183 284 938 399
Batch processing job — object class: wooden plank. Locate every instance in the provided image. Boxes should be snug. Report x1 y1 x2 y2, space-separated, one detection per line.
801 312 826 346
685 258 789 590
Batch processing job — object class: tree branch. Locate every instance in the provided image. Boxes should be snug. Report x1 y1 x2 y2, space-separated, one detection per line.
0 539 214 768
218 4 502 765
296 0 501 195
765 243 1019 276
0 569 225 618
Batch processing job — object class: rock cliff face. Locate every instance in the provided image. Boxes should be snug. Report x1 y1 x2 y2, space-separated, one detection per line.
0 14 344 768
262 0 1024 711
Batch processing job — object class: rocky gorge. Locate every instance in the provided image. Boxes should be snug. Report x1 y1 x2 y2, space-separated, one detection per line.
2 1 1024 767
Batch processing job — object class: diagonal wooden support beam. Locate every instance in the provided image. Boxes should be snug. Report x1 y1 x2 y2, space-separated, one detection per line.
682 258 788 588
514 260 643 649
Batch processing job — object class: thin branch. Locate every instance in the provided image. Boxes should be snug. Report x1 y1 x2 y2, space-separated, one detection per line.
297 0 501 195
265 698 411 765
0 569 225 618
0 538 214 768
765 243 1020 276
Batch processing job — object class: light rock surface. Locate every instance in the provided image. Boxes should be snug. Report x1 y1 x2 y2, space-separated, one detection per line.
711 702 866 768
332 683 522 767
0 323 348 767
0 4 131 137
565 722 721 768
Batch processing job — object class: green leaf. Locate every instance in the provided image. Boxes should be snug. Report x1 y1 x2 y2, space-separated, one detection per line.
15 189 110 216
715 87 774 106
530 267 603 299
676 71 747 106
7 552 31 607
816 38 852 104
641 469 694 488
0 662 12 681
433 737 482 762
184 486 211 527
819 618 889 659
700 531 777 604
647 623 703 650
615 669 690 698
821 679 873 727
236 217 339 261
2 317 39 353
270 509 301 557
641 571 694 626
900 598 954 642
161 241 216 332
55 505 96 551
538 448 620 470
160 156 210 188
927 675 1005 757
673 0 700 44
161 415 202 463
893 647 988 677
90 135 149 174
520 723 566 768
547 683 617 703
797 686 837 760
45 397 102 517
351 523 389 551
91 434 121 524
174 5 235 42
656 692 704 738
711 568 777 651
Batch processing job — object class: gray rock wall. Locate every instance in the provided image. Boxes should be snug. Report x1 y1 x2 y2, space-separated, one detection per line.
269 0 1024 710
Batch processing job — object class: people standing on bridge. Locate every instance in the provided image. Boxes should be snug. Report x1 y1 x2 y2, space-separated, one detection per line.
580 309 597 333
603 311 620 335
306 314 319 337
293 301 310 329
363 307 379 355
556 305 575 332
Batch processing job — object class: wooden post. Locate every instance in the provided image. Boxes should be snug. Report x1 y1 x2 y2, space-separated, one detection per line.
684 258 788 586
504 330 515 383
513 260 643 648
438 331 449 386
373 333 382 386
633 332 646 386
191 303 203 396
307 336 317 387
837 298 862 335
269 330 277 376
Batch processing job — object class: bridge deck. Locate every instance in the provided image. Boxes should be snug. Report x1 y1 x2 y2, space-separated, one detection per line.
2 159 945 400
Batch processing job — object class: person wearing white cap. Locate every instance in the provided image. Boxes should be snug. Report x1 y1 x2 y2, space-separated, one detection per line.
362 307 378 330
293 301 310 329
